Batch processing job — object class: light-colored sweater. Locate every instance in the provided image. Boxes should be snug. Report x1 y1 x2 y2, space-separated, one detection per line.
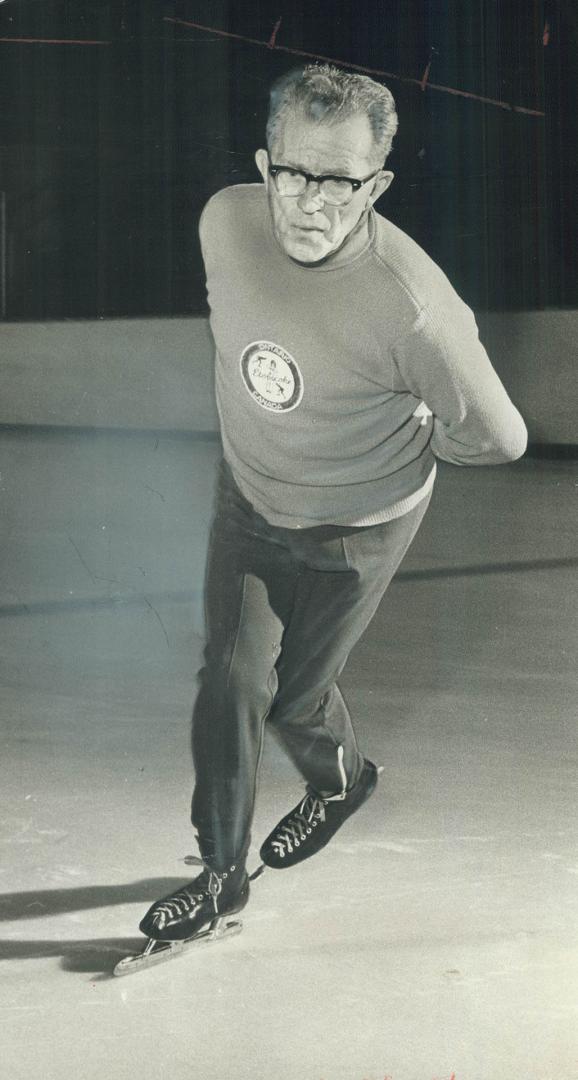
199 184 527 528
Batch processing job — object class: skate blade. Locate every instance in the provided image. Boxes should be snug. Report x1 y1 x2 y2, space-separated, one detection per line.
113 918 243 977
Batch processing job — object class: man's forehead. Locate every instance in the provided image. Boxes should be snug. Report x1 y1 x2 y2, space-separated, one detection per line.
271 112 376 173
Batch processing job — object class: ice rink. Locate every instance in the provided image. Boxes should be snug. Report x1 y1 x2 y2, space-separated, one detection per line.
1 427 576 1080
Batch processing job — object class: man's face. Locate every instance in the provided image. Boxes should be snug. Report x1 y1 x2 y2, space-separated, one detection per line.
255 112 393 264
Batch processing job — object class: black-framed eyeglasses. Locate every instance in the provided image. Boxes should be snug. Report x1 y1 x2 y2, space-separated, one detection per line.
267 158 381 207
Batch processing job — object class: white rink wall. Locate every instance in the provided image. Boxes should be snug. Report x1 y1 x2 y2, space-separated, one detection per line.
0 311 576 442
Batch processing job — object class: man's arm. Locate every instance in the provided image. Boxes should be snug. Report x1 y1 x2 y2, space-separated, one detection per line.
392 300 528 465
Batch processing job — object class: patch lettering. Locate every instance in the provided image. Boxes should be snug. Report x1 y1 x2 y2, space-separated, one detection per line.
240 340 304 413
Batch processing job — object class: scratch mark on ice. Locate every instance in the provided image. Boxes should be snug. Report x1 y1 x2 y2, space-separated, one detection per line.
68 536 97 584
143 597 170 648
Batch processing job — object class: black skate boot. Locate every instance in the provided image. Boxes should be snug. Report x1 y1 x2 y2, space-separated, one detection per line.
139 863 250 942
260 757 379 869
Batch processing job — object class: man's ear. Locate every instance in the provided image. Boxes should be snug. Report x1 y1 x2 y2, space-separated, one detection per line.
366 170 394 207
255 149 269 185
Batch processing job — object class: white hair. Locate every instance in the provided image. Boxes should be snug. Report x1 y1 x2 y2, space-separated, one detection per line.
267 64 398 165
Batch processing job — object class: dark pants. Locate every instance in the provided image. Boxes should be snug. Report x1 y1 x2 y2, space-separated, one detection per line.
191 461 431 872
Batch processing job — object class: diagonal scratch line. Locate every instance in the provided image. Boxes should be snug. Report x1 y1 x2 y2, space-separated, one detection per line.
143 596 170 649
143 483 166 503
164 17 544 118
68 536 97 584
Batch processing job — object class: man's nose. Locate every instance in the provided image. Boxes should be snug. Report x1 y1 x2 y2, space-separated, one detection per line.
296 181 326 213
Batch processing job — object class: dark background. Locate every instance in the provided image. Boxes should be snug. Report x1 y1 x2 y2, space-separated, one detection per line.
0 0 575 319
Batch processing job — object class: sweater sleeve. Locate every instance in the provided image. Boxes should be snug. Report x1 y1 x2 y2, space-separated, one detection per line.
391 300 528 466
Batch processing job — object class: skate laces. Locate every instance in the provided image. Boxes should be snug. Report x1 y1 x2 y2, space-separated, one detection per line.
270 794 326 857
151 886 204 929
151 868 224 928
270 747 350 859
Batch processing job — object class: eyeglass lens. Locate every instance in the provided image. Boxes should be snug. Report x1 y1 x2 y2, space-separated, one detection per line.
274 169 354 205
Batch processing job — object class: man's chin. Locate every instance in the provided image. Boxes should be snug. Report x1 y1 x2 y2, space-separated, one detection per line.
278 232 337 264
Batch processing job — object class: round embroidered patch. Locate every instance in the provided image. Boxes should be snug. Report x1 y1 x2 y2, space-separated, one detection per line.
240 340 304 413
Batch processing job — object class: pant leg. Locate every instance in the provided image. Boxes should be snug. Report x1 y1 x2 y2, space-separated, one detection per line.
190 464 298 871
192 460 431 868
267 493 431 797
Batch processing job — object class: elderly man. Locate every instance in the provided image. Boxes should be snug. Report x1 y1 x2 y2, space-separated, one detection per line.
140 64 527 946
